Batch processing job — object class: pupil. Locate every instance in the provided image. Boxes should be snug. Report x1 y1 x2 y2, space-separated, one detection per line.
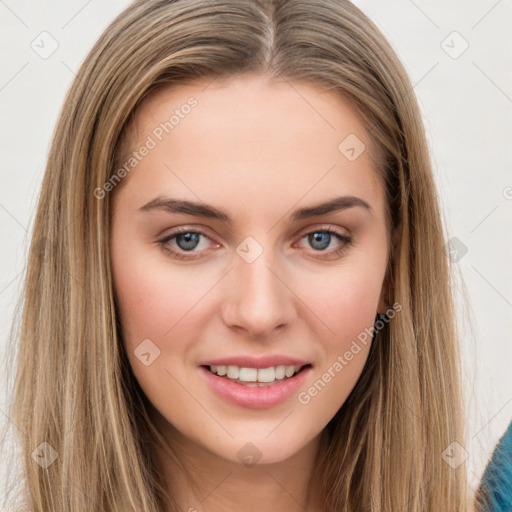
309 232 330 251
177 233 199 251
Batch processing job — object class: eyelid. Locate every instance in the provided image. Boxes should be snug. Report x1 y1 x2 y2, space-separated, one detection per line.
156 227 216 261
295 223 351 239
157 223 352 260
157 226 219 248
159 223 350 244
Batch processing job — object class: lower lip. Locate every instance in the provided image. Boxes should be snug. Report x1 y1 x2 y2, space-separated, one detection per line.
199 366 312 409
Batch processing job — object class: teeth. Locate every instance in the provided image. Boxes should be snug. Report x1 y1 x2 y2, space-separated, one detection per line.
216 365 227 376
209 364 303 383
227 365 239 379
284 366 296 378
257 367 275 382
239 367 258 381
275 365 286 379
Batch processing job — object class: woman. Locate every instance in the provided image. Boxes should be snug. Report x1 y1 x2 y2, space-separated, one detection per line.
4 0 469 510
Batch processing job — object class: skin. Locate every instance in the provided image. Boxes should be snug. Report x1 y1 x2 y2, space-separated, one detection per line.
110 74 393 512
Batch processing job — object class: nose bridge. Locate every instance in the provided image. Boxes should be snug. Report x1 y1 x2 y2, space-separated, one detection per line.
222 237 293 336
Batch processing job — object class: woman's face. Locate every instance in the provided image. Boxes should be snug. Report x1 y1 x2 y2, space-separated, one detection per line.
110 74 390 465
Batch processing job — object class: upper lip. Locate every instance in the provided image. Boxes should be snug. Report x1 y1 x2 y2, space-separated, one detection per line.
199 355 312 369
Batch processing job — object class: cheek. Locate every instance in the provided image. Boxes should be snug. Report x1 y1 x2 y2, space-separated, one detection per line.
291 262 382 416
112 244 208 346
295 286 377 427
299 262 383 338
111 250 206 401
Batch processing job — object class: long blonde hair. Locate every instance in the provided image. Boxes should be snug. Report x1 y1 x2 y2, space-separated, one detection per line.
3 0 468 510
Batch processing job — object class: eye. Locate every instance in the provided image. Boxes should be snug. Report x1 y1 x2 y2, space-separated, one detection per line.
157 225 352 261
295 226 352 259
157 227 218 260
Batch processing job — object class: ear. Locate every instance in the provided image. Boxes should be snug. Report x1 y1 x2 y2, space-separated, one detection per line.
377 223 401 314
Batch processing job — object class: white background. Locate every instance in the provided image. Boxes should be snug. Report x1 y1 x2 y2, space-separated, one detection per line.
1 0 511 505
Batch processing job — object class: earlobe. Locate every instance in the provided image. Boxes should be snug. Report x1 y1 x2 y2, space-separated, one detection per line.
377 293 389 315
377 224 401 314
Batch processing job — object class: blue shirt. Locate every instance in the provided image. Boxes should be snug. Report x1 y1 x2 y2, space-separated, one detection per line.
477 420 512 512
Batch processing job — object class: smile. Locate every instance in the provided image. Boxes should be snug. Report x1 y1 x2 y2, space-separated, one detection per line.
206 364 308 385
199 364 312 408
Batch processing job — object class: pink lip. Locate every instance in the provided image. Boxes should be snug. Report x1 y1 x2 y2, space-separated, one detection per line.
198 355 311 369
199 365 312 409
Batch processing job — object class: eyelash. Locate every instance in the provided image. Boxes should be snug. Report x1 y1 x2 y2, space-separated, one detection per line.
157 226 352 261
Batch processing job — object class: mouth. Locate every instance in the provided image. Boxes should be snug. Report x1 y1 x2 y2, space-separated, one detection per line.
199 362 313 408
201 363 312 387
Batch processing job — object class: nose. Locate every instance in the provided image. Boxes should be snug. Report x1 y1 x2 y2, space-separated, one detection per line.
221 247 296 339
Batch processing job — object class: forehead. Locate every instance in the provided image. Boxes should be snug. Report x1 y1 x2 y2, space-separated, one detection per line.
115 74 386 221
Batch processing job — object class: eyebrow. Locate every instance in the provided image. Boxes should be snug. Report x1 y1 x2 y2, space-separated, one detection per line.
138 195 373 222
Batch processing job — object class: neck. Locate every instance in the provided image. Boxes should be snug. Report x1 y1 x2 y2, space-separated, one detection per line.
150 410 325 512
